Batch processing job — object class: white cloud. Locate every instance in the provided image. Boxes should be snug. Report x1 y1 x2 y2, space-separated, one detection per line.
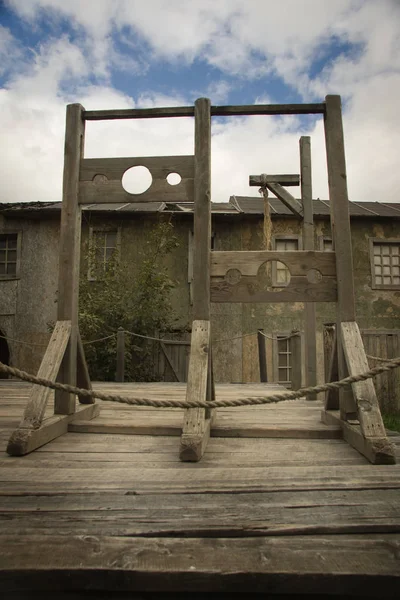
0 0 399 203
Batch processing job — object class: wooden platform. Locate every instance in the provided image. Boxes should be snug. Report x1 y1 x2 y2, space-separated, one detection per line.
1 380 400 597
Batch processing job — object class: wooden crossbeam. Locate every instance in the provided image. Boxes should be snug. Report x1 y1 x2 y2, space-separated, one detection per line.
249 174 300 187
179 321 214 462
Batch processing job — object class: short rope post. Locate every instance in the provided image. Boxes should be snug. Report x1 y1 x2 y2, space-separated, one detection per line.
116 327 125 383
291 331 302 390
257 329 268 382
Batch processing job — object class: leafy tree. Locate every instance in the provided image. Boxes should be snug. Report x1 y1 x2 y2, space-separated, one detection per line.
78 220 179 381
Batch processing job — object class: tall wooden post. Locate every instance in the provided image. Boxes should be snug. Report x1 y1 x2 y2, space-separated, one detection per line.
324 95 357 419
180 98 213 461
193 97 211 322
257 329 268 383
300 136 317 399
55 103 85 415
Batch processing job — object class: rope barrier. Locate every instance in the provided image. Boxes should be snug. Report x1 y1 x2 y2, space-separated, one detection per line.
1 356 400 409
0 335 47 348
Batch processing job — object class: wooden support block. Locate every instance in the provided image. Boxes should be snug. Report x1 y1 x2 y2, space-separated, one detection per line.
265 182 303 217
179 321 213 462
7 403 100 457
19 321 71 429
249 174 300 187
321 409 396 465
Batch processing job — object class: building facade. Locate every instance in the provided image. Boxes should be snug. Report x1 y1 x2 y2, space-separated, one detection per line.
1 197 400 388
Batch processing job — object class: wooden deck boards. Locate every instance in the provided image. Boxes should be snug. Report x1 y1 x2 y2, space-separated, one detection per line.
0 380 400 596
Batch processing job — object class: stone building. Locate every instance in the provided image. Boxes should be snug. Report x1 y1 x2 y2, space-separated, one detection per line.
1 197 400 389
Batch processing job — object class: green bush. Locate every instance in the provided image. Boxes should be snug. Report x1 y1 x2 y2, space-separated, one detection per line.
79 220 179 381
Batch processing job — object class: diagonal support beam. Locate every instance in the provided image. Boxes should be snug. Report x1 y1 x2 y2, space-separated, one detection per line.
265 182 303 217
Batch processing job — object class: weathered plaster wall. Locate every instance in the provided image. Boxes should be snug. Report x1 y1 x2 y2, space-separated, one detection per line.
0 211 399 387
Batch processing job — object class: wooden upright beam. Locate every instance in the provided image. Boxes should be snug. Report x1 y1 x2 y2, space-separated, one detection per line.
300 136 317 399
180 98 213 462
193 98 211 321
55 103 86 415
324 95 357 420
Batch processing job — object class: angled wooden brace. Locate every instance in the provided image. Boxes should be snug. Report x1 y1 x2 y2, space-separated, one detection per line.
6 321 99 456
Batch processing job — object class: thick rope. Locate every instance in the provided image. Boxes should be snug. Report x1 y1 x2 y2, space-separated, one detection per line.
1 357 400 409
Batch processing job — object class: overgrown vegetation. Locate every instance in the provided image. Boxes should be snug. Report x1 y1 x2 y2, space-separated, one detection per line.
383 413 400 433
78 220 179 381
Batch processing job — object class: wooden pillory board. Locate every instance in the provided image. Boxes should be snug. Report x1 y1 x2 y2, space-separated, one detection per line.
6 96 395 465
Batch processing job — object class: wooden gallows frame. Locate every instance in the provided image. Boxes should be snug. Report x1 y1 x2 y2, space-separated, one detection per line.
7 96 395 465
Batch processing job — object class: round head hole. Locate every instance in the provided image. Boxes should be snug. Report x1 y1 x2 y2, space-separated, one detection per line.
167 172 181 186
122 166 152 194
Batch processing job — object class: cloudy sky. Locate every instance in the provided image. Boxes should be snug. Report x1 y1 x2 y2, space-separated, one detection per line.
0 0 399 204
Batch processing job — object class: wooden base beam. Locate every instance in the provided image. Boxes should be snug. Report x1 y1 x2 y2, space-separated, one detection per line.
6 403 100 457
322 409 396 465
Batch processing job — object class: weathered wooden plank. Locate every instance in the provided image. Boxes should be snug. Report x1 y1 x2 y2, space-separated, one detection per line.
249 174 300 187
160 342 181 382
1 534 399 594
84 106 195 120
6 403 100 456
265 182 303 217
79 155 195 204
212 103 326 116
17 321 71 430
324 95 356 422
324 325 339 410
180 321 213 461
83 102 326 121
211 250 336 277
56 103 85 415
211 276 337 303
70 419 341 439
300 136 317 399
341 321 395 464
193 98 211 320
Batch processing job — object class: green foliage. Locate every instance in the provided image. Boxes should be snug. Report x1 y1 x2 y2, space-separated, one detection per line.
79 220 179 381
382 413 400 433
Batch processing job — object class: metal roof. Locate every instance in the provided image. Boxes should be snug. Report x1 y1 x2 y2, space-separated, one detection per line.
1 198 400 218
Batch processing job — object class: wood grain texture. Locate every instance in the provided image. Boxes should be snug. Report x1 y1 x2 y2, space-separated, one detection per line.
324 95 357 422
341 321 395 464
56 103 85 415
300 136 317 399
6 403 100 456
249 174 300 187
192 98 211 320
76 328 93 402
180 321 213 461
83 102 326 122
18 320 71 429
265 182 303 217
79 155 194 204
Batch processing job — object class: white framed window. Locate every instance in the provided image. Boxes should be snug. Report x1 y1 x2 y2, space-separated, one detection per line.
370 238 400 289
319 236 334 252
273 332 303 388
88 227 120 280
272 235 301 286
0 232 22 279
